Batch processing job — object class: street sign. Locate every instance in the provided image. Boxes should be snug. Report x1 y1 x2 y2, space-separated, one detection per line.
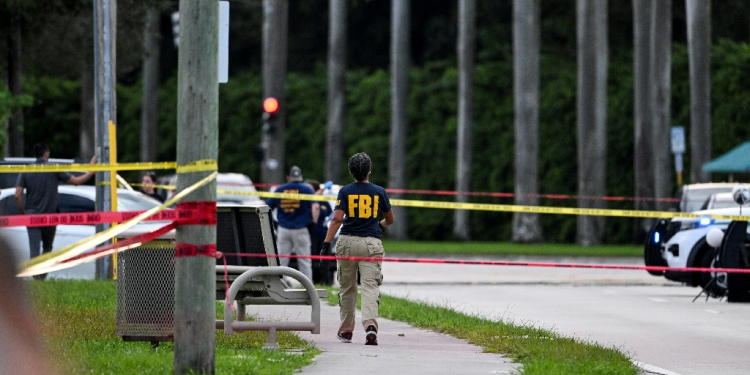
219 1 230 83
671 126 685 154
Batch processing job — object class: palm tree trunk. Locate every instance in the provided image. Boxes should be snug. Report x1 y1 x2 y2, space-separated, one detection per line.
454 0 476 241
576 0 608 246
633 0 654 240
651 0 672 211
261 0 289 184
512 0 543 243
80 58 95 158
140 8 161 165
388 0 409 240
326 0 347 184
686 0 711 183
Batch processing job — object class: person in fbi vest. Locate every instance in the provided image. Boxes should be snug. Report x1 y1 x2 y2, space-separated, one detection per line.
265 165 316 281
322 152 394 346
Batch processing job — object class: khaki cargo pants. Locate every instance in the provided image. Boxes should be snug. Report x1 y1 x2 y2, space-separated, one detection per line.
336 234 384 334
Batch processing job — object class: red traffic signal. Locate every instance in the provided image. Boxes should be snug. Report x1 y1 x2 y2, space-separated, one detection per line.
263 97 279 114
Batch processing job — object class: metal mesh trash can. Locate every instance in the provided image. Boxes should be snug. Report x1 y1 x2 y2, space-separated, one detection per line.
115 204 275 343
116 239 175 342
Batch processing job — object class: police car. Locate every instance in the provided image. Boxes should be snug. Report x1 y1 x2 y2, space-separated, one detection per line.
645 187 750 297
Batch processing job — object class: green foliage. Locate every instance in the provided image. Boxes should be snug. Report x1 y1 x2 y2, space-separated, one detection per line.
382 240 642 257
0 86 33 156
22 76 82 157
24 40 750 243
706 40 750 182
285 68 329 178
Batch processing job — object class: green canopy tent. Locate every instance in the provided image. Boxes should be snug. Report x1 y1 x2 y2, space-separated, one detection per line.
702 141 750 180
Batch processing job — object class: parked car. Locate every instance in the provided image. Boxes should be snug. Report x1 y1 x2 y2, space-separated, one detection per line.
645 206 750 297
700 192 750 211
677 182 738 212
158 173 260 205
0 185 169 279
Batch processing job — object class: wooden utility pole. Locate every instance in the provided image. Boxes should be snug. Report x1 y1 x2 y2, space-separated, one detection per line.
261 0 289 185
651 1 672 211
454 0 476 242
141 7 162 165
326 0 347 184
388 0 409 240
94 0 116 279
576 0 608 246
686 0 711 183
174 0 218 373
512 0 542 244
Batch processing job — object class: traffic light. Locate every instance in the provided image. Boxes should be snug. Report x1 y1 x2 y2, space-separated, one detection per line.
262 97 279 134
170 11 180 48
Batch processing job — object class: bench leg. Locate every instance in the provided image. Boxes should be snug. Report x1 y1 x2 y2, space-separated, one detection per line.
263 327 280 350
237 303 246 322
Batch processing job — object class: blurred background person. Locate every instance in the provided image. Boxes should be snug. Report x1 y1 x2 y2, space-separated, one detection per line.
265 166 316 281
0 239 56 374
140 173 164 203
307 180 334 285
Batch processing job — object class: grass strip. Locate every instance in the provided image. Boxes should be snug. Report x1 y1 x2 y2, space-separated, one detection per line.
383 240 642 257
30 279 318 375
325 289 637 375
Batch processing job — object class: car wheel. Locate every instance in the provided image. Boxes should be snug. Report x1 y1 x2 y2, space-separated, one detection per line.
699 247 727 297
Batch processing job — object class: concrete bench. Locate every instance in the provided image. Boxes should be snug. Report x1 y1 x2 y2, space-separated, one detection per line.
214 204 329 349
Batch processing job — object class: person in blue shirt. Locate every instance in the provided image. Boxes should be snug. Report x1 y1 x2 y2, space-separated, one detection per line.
322 152 394 346
266 165 316 281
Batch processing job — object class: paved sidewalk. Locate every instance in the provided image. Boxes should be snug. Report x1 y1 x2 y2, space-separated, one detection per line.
243 301 519 375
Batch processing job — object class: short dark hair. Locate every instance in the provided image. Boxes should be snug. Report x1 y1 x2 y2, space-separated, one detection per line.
144 173 158 183
308 180 320 192
33 143 49 158
348 152 371 182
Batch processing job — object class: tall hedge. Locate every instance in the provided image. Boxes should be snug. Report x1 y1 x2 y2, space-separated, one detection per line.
19 40 750 243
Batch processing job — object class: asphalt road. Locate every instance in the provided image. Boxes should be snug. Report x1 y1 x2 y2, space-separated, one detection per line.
380 255 750 375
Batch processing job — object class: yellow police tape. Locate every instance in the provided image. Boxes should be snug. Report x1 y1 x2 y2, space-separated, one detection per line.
9 158 744 221
0 159 217 173
221 190 750 222
17 171 218 277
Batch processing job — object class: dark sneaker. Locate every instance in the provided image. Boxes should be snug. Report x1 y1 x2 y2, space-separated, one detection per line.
337 331 352 343
365 325 378 346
